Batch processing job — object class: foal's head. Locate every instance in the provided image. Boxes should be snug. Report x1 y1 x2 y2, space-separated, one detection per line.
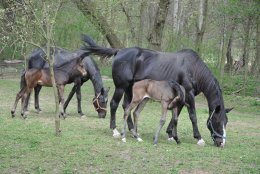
75 57 87 77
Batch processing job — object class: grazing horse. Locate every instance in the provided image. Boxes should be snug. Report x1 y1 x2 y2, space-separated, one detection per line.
122 79 186 145
11 55 87 118
21 47 109 118
81 34 233 147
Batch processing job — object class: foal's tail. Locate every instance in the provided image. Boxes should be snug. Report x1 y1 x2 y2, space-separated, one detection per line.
169 81 185 105
20 69 26 89
81 34 119 58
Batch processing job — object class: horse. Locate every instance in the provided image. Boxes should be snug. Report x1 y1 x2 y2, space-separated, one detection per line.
21 47 109 118
81 34 233 147
122 79 186 145
11 54 87 119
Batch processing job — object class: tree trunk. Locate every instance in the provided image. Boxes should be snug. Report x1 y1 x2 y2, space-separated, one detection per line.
225 25 235 73
254 18 260 75
137 1 146 47
73 0 124 48
195 0 208 56
147 0 170 50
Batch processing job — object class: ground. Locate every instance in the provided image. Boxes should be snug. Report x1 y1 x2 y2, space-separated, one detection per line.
0 78 259 174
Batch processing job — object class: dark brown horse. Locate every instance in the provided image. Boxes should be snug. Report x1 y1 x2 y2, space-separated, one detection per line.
11 55 87 118
122 79 186 145
81 34 233 147
22 47 109 118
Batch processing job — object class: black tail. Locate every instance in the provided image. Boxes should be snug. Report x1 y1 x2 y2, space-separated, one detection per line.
20 69 26 89
81 34 119 58
168 81 185 104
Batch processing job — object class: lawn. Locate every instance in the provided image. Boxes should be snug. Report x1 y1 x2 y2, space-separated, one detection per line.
0 78 259 174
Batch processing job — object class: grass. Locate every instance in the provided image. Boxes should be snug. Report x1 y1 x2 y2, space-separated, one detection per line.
0 77 259 174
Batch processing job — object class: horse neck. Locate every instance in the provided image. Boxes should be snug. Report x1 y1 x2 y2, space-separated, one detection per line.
202 78 224 112
89 71 104 95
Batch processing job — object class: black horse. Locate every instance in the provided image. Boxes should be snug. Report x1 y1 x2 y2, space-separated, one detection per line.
22 47 109 118
81 35 233 147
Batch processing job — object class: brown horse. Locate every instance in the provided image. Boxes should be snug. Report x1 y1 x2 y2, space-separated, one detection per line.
122 79 187 145
11 55 87 118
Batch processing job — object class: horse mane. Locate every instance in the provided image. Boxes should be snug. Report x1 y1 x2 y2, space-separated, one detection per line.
191 52 224 111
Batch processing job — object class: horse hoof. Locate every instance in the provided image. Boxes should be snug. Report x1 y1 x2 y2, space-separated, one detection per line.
11 111 15 118
197 139 205 146
122 138 126 143
80 115 86 119
24 111 30 115
137 137 143 142
113 129 121 138
168 137 174 141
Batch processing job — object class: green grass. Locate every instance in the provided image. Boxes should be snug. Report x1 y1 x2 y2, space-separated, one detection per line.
0 78 259 174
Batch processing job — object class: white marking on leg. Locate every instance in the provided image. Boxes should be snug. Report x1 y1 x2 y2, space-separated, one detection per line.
113 128 121 138
137 137 143 142
122 137 126 143
197 139 205 146
168 137 174 141
221 125 226 147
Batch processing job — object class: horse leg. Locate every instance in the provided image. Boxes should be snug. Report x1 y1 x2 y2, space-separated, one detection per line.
64 85 76 114
21 90 31 119
75 83 85 117
110 87 125 138
121 100 139 142
34 85 42 113
57 85 66 119
132 98 149 142
23 92 31 113
11 87 27 117
186 92 205 146
171 107 180 144
122 86 135 133
154 102 168 145
166 103 184 139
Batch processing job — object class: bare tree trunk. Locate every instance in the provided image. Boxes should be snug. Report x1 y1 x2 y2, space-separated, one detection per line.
148 0 170 50
73 0 124 48
225 25 235 73
137 1 146 47
173 0 179 33
195 0 208 55
254 19 260 75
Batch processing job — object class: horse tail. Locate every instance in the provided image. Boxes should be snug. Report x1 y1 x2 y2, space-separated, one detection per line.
20 69 26 89
169 81 185 104
81 34 119 58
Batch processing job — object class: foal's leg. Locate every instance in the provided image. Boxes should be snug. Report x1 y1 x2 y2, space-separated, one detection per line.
11 87 27 117
132 98 149 142
122 87 135 132
121 100 139 142
186 92 205 146
171 107 180 144
57 85 66 119
110 87 125 138
166 104 184 139
154 102 168 145
34 85 42 113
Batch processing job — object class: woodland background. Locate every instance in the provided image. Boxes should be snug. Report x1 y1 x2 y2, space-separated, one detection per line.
0 0 259 97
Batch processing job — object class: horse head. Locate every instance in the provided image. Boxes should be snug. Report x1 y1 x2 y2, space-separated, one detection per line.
76 56 87 77
207 106 233 147
93 87 110 118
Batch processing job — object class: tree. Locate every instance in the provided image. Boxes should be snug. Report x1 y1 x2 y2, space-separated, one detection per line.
2 0 63 136
73 0 124 48
147 0 170 50
195 0 208 55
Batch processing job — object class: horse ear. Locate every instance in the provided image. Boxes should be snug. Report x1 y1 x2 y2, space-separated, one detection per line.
225 107 233 113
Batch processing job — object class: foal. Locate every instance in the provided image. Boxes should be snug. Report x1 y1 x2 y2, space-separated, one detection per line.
122 79 186 145
11 56 87 118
